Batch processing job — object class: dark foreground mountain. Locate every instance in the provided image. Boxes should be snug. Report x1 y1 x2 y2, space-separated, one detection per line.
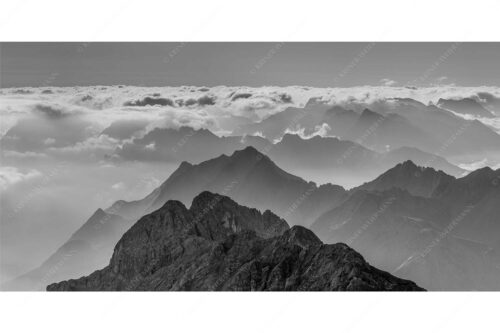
47 192 423 291
6 146 347 290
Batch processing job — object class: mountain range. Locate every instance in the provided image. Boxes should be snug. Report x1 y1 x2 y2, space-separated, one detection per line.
4 94 500 291
5 145 499 291
233 97 500 159
47 191 423 291
312 160 500 290
113 125 466 188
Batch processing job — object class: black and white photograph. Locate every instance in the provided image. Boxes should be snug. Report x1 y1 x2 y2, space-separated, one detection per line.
1 1 499 332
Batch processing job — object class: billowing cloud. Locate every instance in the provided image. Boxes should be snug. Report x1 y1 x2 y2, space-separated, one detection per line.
32 103 79 119
1 84 500 162
458 158 490 171
283 123 333 140
380 78 397 86
124 96 175 107
111 182 126 190
197 95 216 106
0 166 41 190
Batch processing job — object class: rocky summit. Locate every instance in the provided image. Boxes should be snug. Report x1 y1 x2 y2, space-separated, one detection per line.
47 191 424 291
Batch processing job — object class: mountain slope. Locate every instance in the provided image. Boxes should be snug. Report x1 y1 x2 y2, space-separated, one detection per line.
356 162 500 246
380 146 465 177
388 98 500 158
311 162 500 290
311 187 500 290
344 109 434 152
3 209 130 291
438 98 495 118
232 98 332 140
47 192 423 291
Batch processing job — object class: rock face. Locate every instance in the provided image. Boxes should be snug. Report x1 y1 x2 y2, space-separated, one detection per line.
47 192 423 291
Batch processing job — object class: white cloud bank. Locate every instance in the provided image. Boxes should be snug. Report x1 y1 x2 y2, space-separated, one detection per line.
0 166 41 190
1 84 500 163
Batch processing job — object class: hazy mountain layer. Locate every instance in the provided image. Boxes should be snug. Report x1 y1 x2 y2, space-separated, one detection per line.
311 162 500 290
438 98 495 118
109 146 348 227
3 209 130 291
113 125 465 188
232 98 500 159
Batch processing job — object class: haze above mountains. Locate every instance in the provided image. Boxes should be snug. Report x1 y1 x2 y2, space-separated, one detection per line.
1 85 500 291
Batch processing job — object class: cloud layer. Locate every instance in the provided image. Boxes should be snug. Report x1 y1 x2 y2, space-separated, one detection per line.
2 84 500 165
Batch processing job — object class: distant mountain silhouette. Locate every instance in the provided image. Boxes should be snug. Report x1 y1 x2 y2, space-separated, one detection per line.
47 192 423 291
355 160 456 197
438 98 495 118
232 98 333 140
110 146 347 227
115 126 269 163
380 146 464 177
113 126 465 188
232 97 500 159
387 98 500 157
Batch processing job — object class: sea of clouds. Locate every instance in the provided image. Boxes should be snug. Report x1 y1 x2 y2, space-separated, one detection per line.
2 84 500 185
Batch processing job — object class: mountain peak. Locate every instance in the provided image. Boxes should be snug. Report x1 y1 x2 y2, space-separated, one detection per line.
190 191 227 210
232 145 260 155
359 108 383 120
230 145 266 161
460 165 497 183
281 225 322 248
88 208 107 221
399 159 419 170
178 160 193 169
355 160 454 197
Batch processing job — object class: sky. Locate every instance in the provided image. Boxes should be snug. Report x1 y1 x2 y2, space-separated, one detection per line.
2 42 500 88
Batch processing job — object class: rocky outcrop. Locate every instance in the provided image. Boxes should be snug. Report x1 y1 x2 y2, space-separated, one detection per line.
47 192 423 291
